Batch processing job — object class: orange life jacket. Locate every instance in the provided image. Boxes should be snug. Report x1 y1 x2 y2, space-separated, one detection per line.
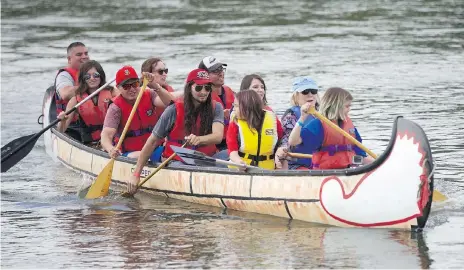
55 67 78 115
211 85 234 138
112 90 159 152
312 117 356 170
163 100 218 160
75 89 113 143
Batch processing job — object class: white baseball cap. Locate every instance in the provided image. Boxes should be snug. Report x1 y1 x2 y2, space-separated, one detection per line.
198 56 227 72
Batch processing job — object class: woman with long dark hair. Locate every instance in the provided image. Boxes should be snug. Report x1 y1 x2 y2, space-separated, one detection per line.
57 60 116 144
227 90 283 170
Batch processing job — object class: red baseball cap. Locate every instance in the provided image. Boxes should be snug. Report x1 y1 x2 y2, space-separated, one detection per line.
116 65 139 86
186 69 212 85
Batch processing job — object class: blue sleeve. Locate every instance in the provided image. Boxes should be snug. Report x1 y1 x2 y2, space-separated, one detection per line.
299 118 324 153
354 128 367 157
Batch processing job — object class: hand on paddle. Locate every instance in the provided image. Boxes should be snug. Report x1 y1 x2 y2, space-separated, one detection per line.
127 174 140 195
57 112 68 121
184 134 202 146
109 147 122 159
300 102 314 119
275 147 289 169
142 72 162 92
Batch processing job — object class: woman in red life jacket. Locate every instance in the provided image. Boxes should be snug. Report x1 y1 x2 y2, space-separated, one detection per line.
288 87 374 170
57 60 117 144
100 65 175 160
127 68 224 194
227 90 283 170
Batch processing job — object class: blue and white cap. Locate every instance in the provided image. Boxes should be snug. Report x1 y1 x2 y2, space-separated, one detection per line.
292 77 318 92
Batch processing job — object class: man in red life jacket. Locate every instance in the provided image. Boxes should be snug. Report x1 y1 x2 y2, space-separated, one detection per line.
128 68 225 194
198 56 234 152
100 65 175 160
54 42 89 140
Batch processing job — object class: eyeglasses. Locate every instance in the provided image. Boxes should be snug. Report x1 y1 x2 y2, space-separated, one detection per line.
121 80 140 91
210 67 225 74
194 84 212 92
155 69 168 75
301 89 318 95
83 72 101 81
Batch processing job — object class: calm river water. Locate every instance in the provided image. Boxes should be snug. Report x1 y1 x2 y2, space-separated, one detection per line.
1 0 463 268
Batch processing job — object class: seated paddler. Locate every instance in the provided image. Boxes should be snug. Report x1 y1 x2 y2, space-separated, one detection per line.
288 87 374 170
129 68 224 193
227 90 283 170
275 76 320 170
57 60 117 145
101 65 175 160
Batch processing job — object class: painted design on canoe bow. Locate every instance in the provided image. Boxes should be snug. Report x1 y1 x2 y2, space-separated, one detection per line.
319 132 427 227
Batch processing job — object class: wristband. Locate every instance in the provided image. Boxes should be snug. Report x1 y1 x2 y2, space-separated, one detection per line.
297 121 304 127
133 172 141 177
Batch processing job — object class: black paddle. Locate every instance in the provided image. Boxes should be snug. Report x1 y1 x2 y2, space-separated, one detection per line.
1 78 115 173
169 145 264 172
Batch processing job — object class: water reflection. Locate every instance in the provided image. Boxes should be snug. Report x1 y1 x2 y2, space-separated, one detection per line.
41 198 433 268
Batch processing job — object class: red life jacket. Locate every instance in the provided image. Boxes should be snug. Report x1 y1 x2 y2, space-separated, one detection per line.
55 67 78 115
163 84 175 92
151 84 175 122
112 90 159 152
312 117 356 170
211 85 234 139
163 100 218 160
75 89 113 143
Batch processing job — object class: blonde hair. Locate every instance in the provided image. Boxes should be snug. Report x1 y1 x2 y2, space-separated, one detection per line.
319 87 353 121
290 92 321 107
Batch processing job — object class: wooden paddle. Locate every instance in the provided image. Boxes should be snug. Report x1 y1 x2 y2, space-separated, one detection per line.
1 78 115 173
85 78 148 199
170 145 263 172
120 143 188 197
307 106 447 202
288 152 312 159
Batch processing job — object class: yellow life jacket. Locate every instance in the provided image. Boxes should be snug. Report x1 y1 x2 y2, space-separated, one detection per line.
236 110 278 170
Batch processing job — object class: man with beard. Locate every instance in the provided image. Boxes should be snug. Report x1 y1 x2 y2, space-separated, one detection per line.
128 68 224 194
198 56 234 152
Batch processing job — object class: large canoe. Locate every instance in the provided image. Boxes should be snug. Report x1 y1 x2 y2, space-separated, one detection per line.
41 87 434 230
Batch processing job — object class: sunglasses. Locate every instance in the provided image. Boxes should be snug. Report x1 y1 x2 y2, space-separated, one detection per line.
301 89 318 95
83 72 101 81
155 68 168 75
121 80 140 91
194 84 212 92
210 67 225 74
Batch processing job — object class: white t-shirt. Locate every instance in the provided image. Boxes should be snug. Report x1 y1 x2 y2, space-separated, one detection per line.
55 71 74 99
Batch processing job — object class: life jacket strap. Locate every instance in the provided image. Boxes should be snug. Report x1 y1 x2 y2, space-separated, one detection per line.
238 151 275 162
119 126 154 138
320 144 353 156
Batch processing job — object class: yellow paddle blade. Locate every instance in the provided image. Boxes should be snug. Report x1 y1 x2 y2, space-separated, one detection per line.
432 189 447 202
85 159 115 199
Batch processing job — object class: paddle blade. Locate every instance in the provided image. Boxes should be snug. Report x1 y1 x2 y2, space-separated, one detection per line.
1 134 39 173
170 145 217 167
432 190 447 202
85 159 115 199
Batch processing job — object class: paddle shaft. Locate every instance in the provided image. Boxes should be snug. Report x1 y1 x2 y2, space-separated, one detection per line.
1 78 115 164
309 108 446 202
85 78 149 199
287 152 312 159
135 143 188 191
113 78 148 151
309 108 378 159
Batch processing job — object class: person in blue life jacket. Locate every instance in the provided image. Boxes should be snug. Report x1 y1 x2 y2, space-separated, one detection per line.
288 87 374 170
274 77 320 170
